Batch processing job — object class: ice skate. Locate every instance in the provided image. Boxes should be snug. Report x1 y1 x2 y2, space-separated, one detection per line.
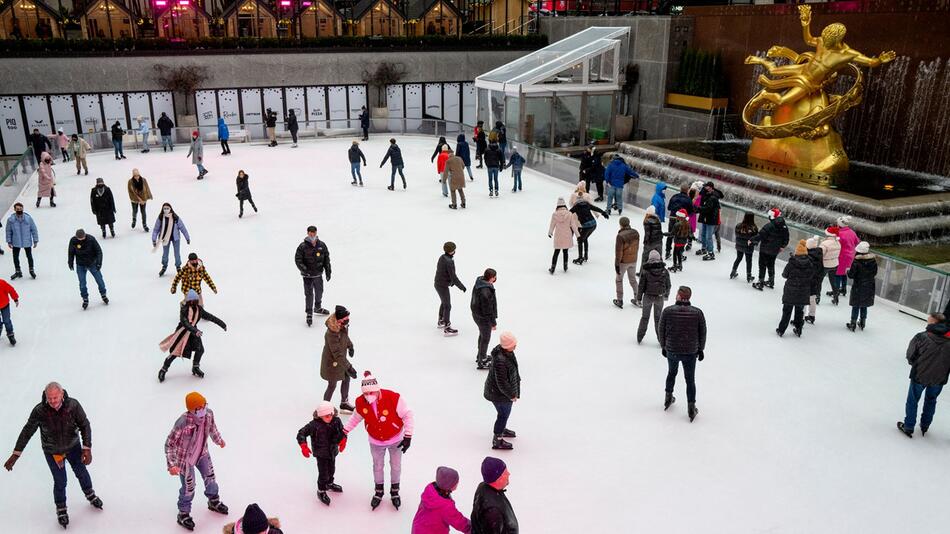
501 428 516 438
793 326 802 337
85 491 103 509
612 299 623 309
158 367 168 382
101 294 108 305
443 326 458 336
57 507 68 529
492 436 513 450
664 392 676 410
306 314 313 327
8 334 15 346
315 308 330 316
339 401 355 413
371 484 385 510
632 299 641 307
159 266 167 277
897 421 913 438
327 483 343 493
747 275 754 283
752 281 764 291
207 499 228 514
775 328 784 337
805 315 815 324
82 299 88 310
729 271 738 279
858 320 866 330
10 271 22 280
318 491 330 505
29 270 36 279
688 402 698 422
390 483 401 509
192 366 204 378
846 322 856 332
702 252 715 261
177 512 195 530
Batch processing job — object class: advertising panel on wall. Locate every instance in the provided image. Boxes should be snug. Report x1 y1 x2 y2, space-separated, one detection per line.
306 86 327 128
347 85 366 129
22 96 52 135
195 90 218 135
285 87 305 126
327 86 347 128
217 90 240 126
405 84 422 131
150 92 175 128
101 93 127 130
49 95 78 135
262 88 284 131
386 85 404 132
240 89 263 137
127 92 152 126
0 96 27 155
77 94 103 134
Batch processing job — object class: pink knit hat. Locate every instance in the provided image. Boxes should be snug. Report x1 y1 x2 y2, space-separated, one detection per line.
500 332 517 351
360 371 381 393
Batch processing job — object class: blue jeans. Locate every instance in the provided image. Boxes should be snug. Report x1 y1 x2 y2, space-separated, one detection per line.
512 169 522 191
850 306 868 323
700 223 717 252
665 353 697 403
44 443 93 507
493 401 513 436
350 161 362 182
76 265 106 300
141 132 150 150
904 380 943 432
0 304 12 336
112 140 123 158
487 167 499 192
441 176 449 197
390 165 405 188
606 184 624 212
177 454 219 513
465 166 474 180
499 142 507 158
195 162 206 174
161 135 173 150
162 240 182 269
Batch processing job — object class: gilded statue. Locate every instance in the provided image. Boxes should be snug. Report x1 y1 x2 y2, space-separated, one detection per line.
742 5 897 178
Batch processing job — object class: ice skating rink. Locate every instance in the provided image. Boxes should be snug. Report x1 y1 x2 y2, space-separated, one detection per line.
0 135 944 533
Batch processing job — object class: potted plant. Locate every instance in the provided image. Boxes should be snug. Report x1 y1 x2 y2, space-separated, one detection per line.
152 64 210 128
362 62 406 130
666 48 729 111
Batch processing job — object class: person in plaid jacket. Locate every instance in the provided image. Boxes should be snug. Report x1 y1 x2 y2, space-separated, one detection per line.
164 391 228 531
171 253 217 304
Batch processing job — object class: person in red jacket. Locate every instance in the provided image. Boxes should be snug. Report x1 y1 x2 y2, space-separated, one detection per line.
437 146 452 198
343 371 415 511
0 278 19 346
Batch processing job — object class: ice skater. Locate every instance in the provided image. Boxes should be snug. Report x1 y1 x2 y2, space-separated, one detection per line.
348 141 367 186
569 194 608 265
295 225 332 325
547 197 580 274
506 146 525 192
218 118 231 155
751 208 789 290
665 185 692 259
820 226 841 304
897 313 950 438
67 229 108 310
158 289 227 381
296 401 347 505
636 250 670 344
128 168 153 232
846 241 877 332
484 332 520 450
603 154 638 215
236 170 258 217
171 252 217 304
4 382 103 529
641 205 663 270
658 286 706 422
68 134 91 175
434 241 466 335
471 457 518 533
730 212 758 282
55 128 69 161
186 130 208 180
152 202 191 277
471 268 498 370
359 106 370 140
164 391 229 530
443 150 467 209
613 216 640 308
286 110 299 147
411 466 471 533
804 236 824 324
381 138 407 191
158 112 175 151
776 240 814 338
455 133 474 180
430 136 449 162
0 277 18 345
136 116 151 152
670 209 690 273
835 216 860 299
436 145 451 198
474 121 487 168
7 203 38 279
37 152 56 207
483 142 503 197
342 371 414 510
89 178 116 238
321 305 357 411
265 108 278 147
110 121 126 159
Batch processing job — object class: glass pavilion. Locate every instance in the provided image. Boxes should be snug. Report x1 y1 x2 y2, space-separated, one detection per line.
474 26 630 151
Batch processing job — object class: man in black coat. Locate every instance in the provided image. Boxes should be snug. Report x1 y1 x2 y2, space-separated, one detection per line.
484 333 520 450
750 208 790 290
472 456 518 534
471 268 498 369
5 382 103 528
348 140 367 186
28 128 52 163
157 112 175 151
579 145 604 201
265 108 278 147
295 225 331 326
89 178 116 238
286 109 299 147
380 138 406 191
359 106 370 140
665 185 693 258
898 314 950 437
658 286 706 422
68 229 107 309
434 241 466 336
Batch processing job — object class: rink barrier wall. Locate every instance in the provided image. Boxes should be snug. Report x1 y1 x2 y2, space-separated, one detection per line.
0 149 37 218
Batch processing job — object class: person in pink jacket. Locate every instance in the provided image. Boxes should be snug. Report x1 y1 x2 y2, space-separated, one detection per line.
548 197 580 274
36 152 56 207
688 182 701 250
835 216 860 297
56 129 70 162
411 466 471 534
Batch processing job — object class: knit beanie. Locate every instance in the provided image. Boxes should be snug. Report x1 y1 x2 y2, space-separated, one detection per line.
768 208 781 220
825 226 839 237
185 392 206 412
361 371 381 393
645 205 656 216
481 456 507 484
837 215 851 227
435 466 460 491
75 229 86 239
316 401 334 418
619 216 630 228
856 241 870 254
443 241 456 254
805 236 820 249
239 503 269 534
185 289 199 302
334 305 350 320
648 249 662 263
188 252 198 261
192 130 199 137
794 239 808 256
556 197 566 208
500 331 517 351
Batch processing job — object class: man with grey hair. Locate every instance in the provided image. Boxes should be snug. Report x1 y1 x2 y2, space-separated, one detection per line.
4 382 102 528
658 286 707 422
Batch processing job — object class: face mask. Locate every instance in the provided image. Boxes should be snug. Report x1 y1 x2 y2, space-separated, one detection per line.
163 207 171 214
15 210 22 215
194 408 207 419
364 394 378 404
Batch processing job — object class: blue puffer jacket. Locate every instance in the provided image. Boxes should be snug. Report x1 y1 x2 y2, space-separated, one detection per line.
651 182 668 222
217 118 229 141
455 134 471 167
604 158 638 188
5 212 38 248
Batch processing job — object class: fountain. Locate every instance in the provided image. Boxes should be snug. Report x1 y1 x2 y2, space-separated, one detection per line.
616 6 950 246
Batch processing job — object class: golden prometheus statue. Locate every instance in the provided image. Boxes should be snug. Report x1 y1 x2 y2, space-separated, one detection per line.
742 5 896 179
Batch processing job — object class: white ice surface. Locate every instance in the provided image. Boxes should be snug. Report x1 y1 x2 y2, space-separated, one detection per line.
0 136 944 534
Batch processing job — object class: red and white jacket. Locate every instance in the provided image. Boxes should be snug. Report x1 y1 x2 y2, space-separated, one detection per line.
343 389 414 447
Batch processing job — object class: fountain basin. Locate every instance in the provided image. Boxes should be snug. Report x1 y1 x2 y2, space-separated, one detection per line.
617 139 950 245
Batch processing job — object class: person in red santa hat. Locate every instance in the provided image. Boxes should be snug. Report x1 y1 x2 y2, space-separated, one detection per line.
342 370 415 510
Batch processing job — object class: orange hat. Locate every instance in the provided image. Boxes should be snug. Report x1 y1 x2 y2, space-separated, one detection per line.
185 391 206 412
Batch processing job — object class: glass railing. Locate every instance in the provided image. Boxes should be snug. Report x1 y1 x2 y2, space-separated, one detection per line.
0 149 36 215
73 118 948 317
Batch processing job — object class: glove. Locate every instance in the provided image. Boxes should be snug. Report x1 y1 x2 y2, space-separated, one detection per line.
548 234 552 238
346 365 357 379
399 436 412 453
604 214 609 219
615 265 620 275
338 437 347 453
168 466 180 476
4 453 19 471
347 346 354 357
698 351 705 362
68 264 74 271
662 349 667 358
81 449 92 465
299 442 312 458
325 273 331 282
459 284 467 292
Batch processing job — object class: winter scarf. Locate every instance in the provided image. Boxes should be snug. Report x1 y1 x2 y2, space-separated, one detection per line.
158 214 175 247
159 304 199 357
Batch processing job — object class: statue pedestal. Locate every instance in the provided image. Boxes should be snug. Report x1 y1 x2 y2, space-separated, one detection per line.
748 130 849 183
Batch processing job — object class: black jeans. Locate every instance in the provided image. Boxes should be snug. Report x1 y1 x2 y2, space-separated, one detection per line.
435 284 451 325
664 219 676 255
131 202 146 225
316 456 336 491
673 247 684 269
12 246 34 272
665 353 697 403
303 276 324 314
732 250 753 277
220 139 230 154
290 130 298 144
758 253 777 283
778 304 805 333
323 376 350 403
389 165 406 188
361 126 368 140
474 317 493 363
577 225 596 261
551 249 569 268
493 401 513 436
583 176 604 199
239 197 257 214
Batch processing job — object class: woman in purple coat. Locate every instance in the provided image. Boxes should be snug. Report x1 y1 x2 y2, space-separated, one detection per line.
411 466 471 534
